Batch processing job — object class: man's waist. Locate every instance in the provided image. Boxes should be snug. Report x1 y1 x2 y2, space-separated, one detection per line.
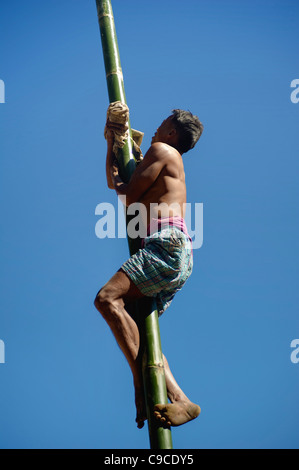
147 216 190 238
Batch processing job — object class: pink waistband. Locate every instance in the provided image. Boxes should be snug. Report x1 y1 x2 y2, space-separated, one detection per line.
141 216 192 248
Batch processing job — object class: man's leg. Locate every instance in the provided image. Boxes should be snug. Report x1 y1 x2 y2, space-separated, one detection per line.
94 269 146 428
94 270 200 428
154 355 201 427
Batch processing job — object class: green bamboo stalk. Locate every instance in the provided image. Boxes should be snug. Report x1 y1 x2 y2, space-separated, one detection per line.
140 298 173 449
95 0 173 449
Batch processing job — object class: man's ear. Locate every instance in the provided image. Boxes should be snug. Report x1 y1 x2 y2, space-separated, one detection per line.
168 127 177 137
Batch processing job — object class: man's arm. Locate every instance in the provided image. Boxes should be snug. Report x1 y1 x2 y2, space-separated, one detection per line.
111 142 169 206
106 129 116 189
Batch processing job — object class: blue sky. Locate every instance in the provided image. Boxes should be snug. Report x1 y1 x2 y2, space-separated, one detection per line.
0 0 298 449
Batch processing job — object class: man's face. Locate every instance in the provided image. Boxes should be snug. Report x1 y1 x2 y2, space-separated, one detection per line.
151 116 174 145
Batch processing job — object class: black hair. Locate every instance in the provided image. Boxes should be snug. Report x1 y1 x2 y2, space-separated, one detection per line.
171 109 204 154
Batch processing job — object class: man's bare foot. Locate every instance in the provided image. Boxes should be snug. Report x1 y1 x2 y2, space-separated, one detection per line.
154 401 201 427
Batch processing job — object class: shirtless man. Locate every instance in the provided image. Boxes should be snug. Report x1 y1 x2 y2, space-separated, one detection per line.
94 109 203 429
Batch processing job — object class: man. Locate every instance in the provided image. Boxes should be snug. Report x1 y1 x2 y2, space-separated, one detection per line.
94 109 203 429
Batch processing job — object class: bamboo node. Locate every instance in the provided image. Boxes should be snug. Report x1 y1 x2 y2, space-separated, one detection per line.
98 12 114 21
106 69 124 80
146 362 165 370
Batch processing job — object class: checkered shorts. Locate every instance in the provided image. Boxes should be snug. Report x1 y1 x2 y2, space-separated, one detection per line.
121 226 193 316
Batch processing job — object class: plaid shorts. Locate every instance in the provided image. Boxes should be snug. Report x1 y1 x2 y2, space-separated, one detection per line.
121 226 193 316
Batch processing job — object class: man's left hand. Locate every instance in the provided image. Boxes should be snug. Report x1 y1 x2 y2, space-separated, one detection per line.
111 158 119 181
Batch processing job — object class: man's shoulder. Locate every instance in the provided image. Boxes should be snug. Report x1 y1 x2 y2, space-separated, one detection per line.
148 142 181 161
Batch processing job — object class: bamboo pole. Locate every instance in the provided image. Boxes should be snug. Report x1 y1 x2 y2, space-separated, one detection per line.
95 0 173 449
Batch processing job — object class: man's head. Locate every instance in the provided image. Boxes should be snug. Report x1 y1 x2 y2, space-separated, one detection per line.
151 109 203 154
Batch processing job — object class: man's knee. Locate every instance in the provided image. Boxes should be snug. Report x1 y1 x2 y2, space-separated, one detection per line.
94 287 110 313
94 287 122 321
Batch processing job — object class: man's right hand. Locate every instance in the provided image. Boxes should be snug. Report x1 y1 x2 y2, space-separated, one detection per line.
105 118 126 135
